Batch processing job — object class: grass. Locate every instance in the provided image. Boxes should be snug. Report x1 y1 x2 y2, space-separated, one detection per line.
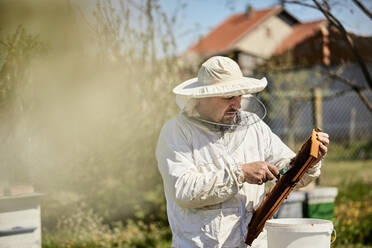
42 159 372 247
319 159 372 247
319 159 372 186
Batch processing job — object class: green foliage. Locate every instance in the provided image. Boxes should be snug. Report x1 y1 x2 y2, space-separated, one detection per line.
331 180 372 246
0 25 45 110
0 25 46 184
42 203 172 248
336 181 372 202
37 0 180 236
326 141 372 160
349 140 372 160
319 160 372 246
1 0 180 243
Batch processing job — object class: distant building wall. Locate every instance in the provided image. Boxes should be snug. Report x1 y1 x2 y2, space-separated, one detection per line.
238 53 264 76
234 15 293 58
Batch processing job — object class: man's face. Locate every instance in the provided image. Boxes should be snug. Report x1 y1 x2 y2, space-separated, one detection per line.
196 95 242 124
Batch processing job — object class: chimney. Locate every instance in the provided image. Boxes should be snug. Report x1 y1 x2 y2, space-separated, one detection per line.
246 4 254 17
321 25 330 66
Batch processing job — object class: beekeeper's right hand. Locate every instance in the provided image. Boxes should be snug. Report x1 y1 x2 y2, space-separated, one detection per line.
241 162 279 185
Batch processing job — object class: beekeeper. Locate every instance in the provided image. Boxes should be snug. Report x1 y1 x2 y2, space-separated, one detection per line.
155 56 329 248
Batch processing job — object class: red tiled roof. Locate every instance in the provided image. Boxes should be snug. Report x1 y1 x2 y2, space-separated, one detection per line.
188 6 282 54
274 19 327 55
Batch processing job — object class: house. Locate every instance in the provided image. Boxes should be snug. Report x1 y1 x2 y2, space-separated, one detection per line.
184 6 324 72
183 6 372 155
184 5 372 73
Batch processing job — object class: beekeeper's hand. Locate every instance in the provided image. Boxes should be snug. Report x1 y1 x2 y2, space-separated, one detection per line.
313 131 329 165
241 162 279 185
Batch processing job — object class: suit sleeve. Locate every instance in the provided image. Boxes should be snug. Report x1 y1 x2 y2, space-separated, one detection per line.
155 120 244 209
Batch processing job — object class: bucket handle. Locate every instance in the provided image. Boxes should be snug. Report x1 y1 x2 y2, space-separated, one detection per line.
331 228 337 245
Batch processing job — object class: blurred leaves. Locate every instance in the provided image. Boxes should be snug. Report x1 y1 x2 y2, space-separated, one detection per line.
0 0 179 237
0 25 46 184
334 180 372 245
26 0 182 232
43 203 171 248
0 25 45 125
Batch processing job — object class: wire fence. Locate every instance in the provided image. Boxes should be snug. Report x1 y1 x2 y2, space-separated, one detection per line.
264 88 372 160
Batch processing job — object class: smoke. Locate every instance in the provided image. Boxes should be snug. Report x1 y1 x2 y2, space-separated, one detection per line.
0 0 179 224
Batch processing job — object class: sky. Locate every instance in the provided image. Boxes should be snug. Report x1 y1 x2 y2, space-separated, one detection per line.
159 0 372 54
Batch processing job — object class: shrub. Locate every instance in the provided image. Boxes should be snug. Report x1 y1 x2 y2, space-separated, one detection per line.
42 203 172 248
334 200 372 245
333 181 372 245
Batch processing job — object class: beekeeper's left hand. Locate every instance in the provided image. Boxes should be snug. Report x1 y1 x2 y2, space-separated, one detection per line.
314 131 329 165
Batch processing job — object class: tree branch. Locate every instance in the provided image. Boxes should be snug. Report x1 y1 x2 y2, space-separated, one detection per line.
312 0 372 90
281 0 319 10
282 0 372 90
322 89 353 100
352 0 372 21
321 68 372 112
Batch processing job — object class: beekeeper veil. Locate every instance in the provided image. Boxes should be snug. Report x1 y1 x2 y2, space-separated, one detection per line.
173 56 267 128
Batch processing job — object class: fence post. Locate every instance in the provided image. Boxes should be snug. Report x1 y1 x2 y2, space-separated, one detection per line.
313 87 323 130
288 99 296 150
312 87 322 185
348 107 356 148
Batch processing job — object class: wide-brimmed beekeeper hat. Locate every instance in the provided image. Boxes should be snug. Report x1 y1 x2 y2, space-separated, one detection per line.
173 56 267 109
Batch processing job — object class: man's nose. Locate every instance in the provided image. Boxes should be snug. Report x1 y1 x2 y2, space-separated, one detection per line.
230 96 241 110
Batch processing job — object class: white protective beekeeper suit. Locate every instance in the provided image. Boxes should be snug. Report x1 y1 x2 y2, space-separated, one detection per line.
155 56 321 248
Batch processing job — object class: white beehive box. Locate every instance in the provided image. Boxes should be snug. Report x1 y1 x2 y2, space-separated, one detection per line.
0 193 42 248
274 191 306 218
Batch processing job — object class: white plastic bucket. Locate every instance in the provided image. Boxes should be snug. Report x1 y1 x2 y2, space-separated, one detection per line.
265 218 334 248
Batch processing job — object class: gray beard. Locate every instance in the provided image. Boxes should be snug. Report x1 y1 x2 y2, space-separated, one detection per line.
186 111 242 133
218 111 241 132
